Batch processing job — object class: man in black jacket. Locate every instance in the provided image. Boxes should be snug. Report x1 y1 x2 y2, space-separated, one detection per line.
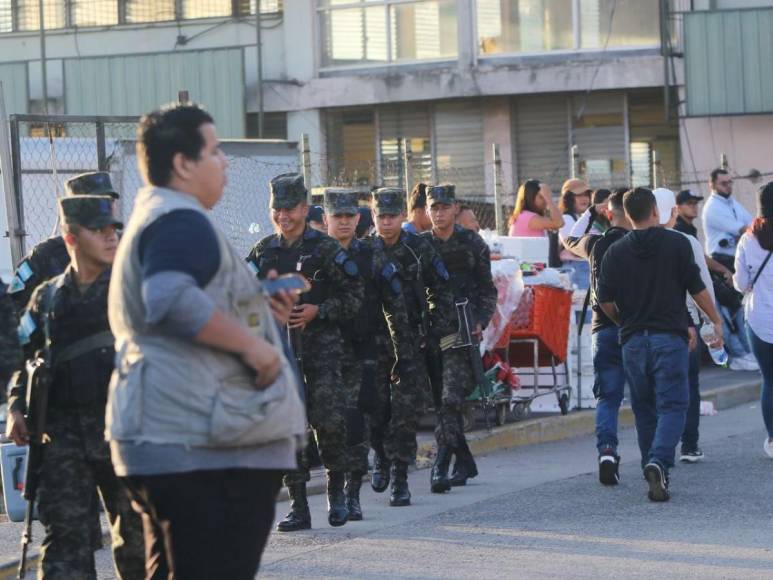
597 188 724 503
565 190 630 486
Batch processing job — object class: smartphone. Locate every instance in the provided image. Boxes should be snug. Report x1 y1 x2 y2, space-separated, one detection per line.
263 274 311 297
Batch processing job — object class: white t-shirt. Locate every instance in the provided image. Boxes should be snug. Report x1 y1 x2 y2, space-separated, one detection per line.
734 232 773 343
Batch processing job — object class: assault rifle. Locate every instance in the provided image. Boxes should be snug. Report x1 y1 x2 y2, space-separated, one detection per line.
454 299 493 430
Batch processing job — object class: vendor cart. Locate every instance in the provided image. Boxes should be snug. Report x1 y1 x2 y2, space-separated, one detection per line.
496 284 573 419
462 361 516 430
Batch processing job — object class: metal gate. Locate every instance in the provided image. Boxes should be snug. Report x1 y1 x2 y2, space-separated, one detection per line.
4 114 299 265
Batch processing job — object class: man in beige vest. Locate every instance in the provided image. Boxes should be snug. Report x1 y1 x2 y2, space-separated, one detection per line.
106 103 305 578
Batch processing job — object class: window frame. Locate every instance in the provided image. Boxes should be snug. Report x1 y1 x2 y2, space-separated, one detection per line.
316 0 460 71
474 0 662 59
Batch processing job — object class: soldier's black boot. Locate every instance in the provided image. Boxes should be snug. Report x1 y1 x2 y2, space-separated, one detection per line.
371 444 391 493
389 461 411 506
276 483 311 532
327 471 349 527
430 445 452 494
450 440 479 487
345 471 364 521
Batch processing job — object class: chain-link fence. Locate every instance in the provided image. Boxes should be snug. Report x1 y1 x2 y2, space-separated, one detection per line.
6 114 298 263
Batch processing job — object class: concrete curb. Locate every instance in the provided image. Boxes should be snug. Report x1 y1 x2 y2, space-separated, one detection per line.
279 379 761 502
1 380 760 576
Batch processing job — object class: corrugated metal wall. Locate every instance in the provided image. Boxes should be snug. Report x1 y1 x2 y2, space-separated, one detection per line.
0 63 28 114
685 8 773 116
433 100 485 196
572 93 627 188
64 48 245 137
378 106 432 187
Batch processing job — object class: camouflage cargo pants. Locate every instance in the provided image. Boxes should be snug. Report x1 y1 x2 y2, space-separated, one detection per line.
371 335 428 464
340 340 370 474
434 347 475 448
37 413 144 580
284 328 349 486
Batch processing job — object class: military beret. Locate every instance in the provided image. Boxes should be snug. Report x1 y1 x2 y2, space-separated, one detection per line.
59 195 122 230
372 188 406 216
270 173 307 209
65 171 119 199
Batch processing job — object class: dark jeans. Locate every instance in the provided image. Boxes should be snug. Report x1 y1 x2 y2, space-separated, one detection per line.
681 328 702 450
747 326 773 438
592 326 625 453
124 468 282 580
622 331 689 471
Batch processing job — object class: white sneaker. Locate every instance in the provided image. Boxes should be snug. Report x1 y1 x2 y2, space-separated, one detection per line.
764 438 773 459
741 354 760 371
729 357 759 371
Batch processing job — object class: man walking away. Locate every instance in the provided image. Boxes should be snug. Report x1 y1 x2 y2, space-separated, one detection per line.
107 104 306 578
565 190 631 485
598 188 724 502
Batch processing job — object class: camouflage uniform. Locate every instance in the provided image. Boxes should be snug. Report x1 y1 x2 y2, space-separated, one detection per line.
323 188 415 511
246 174 364 530
370 189 455 492
0 277 22 389
8 196 143 580
423 185 497 492
7 172 120 313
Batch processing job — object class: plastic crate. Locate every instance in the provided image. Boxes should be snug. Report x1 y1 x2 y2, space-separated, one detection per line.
495 285 573 364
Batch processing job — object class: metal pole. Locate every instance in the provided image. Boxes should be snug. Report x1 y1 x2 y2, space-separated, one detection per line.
652 150 660 188
492 143 505 235
0 86 24 264
300 133 312 204
720 152 728 170
401 137 413 193
38 0 48 113
178 90 189 104
570 145 579 179
96 121 107 171
256 0 264 138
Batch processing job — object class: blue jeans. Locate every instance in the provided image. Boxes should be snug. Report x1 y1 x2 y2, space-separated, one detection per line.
747 326 773 438
563 260 590 291
681 329 701 450
622 331 689 470
592 326 625 453
720 304 752 358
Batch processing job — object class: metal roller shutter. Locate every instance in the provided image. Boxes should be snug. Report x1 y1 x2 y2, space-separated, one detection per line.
572 92 627 188
513 95 569 190
378 105 432 187
433 100 485 198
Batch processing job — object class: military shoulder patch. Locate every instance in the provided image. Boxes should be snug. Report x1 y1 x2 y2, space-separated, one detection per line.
334 249 359 277
432 255 450 280
18 311 36 345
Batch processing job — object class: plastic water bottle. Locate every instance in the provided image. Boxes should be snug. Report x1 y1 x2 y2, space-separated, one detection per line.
700 323 728 367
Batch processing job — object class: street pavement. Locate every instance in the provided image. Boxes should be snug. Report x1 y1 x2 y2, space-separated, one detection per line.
78 399 773 579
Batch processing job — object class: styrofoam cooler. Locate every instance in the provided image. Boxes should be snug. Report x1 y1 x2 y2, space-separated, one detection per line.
1 442 37 522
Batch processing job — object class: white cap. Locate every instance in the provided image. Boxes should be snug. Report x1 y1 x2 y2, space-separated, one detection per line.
652 187 676 225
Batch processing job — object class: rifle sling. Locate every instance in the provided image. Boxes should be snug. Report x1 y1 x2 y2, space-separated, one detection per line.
54 331 114 367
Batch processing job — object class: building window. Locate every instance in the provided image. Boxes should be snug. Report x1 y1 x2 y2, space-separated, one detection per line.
0 0 282 32
477 0 660 55
246 112 288 140
319 0 458 68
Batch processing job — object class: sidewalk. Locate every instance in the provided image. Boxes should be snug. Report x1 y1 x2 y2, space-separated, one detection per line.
0 366 761 578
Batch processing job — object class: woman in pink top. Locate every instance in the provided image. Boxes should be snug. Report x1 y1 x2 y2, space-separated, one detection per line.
508 179 564 237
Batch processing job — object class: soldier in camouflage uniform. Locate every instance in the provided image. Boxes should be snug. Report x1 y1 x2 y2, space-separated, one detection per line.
370 188 455 495
5 196 144 580
7 172 120 313
246 174 364 531
422 185 498 493
0 277 22 390
323 188 415 511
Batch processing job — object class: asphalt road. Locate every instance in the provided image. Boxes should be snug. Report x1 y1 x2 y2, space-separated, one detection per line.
82 401 773 579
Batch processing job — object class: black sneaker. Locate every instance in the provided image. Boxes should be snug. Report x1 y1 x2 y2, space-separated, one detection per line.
679 447 704 463
643 462 670 502
598 448 620 486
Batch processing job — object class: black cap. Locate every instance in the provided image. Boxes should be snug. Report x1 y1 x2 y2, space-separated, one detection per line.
426 184 456 206
323 188 359 216
65 171 119 199
306 205 324 224
270 173 307 209
59 195 123 229
372 188 406 216
676 190 704 205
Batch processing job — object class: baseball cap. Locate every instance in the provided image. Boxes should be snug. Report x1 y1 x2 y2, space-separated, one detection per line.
306 205 324 224
561 178 591 196
653 188 677 225
676 190 704 205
